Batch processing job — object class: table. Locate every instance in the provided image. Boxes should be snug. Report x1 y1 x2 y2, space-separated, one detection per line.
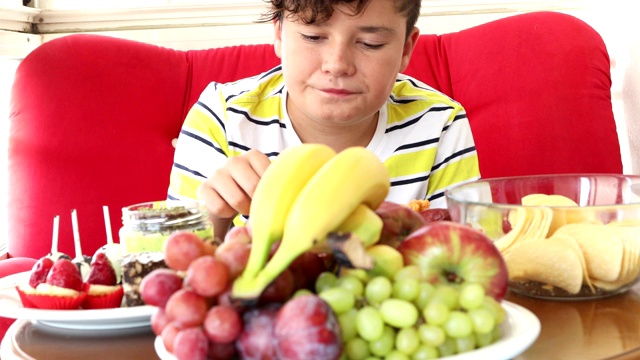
3 285 640 360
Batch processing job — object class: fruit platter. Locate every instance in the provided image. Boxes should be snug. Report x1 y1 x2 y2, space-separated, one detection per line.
2 145 543 358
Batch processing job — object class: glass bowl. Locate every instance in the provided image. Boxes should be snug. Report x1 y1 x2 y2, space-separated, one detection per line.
445 174 640 300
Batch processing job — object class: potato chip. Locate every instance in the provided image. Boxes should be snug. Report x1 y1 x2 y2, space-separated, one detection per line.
592 231 640 290
550 233 594 293
554 224 624 282
494 206 552 256
505 239 584 294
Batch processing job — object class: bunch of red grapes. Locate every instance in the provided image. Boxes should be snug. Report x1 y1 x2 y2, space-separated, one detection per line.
140 227 339 360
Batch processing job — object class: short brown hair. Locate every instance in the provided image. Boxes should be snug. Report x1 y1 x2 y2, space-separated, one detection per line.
259 0 421 39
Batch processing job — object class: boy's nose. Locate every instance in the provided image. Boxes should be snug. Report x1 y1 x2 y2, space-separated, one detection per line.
321 45 356 77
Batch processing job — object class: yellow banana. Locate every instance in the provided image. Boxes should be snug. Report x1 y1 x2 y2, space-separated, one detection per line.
233 146 390 301
312 203 383 252
241 144 336 280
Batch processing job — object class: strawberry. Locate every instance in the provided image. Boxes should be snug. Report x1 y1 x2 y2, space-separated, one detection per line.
46 258 83 292
86 252 117 286
28 257 54 288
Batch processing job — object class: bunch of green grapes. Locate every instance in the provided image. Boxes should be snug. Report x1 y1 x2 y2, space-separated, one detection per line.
310 265 507 360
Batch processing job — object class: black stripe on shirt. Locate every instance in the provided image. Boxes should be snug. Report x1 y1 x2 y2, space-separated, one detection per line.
173 162 207 179
389 145 476 186
386 106 453 133
180 129 227 157
227 107 286 128
196 101 226 133
431 146 477 172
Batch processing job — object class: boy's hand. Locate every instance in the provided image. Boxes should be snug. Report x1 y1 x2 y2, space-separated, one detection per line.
197 149 271 238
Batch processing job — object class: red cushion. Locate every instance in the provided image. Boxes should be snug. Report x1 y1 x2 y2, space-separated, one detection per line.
406 11 621 178
8 36 280 259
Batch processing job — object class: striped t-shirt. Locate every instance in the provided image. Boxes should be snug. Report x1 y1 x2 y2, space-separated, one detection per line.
168 65 480 222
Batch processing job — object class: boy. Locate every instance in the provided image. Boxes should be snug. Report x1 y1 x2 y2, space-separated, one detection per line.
168 0 480 241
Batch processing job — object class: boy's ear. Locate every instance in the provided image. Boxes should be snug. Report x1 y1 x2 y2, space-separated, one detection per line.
273 19 283 59
399 27 420 73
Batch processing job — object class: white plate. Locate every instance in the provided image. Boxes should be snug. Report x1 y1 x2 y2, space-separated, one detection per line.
441 301 540 360
0 271 154 331
153 300 540 360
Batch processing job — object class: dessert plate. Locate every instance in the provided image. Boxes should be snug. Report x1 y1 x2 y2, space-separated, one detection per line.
154 301 540 360
0 271 153 331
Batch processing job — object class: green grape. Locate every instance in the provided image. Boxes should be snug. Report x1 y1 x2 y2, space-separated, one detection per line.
483 296 506 324
345 337 371 360
475 331 494 348
423 302 450 326
455 334 476 353
292 288 313 298
468 307 496 335
436 337 456 357
395 327 420 355
319 286 356 315
356 306 385 341
414 282 435 310
339 308 359 342
392 278 420 302
341 268 371 283
458 282 485 310
315 271 338 293
379 298 419 328
417 324 445 347
394 265 422 281
338 275 365 297
429 285 459 310
411 344 439 360
364 357 382 360
384 350 410 360
369 326 396 357
365 276 393 304
443 311 473 338
491 324 502 341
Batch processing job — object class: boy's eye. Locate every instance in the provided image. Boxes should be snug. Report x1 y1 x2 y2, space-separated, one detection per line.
361 42 385 50
301 34 322 42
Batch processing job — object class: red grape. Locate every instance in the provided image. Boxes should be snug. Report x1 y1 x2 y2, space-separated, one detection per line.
214 239 251 280
207 340 237 360
203 305 243 344
184 255 229 298
223 225 252 244
151 307 170 336
173 327 208 360
165 288 209 328
140 268 183 308
163 231 206 271
161 322 180 353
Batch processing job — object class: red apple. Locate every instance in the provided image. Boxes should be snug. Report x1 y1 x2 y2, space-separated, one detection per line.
397 221 508 301
419 208 452 223
375 201 426 248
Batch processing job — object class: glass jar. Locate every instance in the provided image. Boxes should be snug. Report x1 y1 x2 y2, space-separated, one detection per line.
119 200 213 253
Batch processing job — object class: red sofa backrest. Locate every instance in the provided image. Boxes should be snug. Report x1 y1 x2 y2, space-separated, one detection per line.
8 11 622 259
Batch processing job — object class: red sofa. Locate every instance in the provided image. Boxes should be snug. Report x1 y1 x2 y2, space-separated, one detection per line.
1 11 622 336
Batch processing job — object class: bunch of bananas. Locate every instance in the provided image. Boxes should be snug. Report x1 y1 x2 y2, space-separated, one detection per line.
232 144 392 301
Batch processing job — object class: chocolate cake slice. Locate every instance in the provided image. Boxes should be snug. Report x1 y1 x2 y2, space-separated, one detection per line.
121 252 167 307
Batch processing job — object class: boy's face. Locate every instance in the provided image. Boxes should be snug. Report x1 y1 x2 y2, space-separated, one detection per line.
274 0 419 130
